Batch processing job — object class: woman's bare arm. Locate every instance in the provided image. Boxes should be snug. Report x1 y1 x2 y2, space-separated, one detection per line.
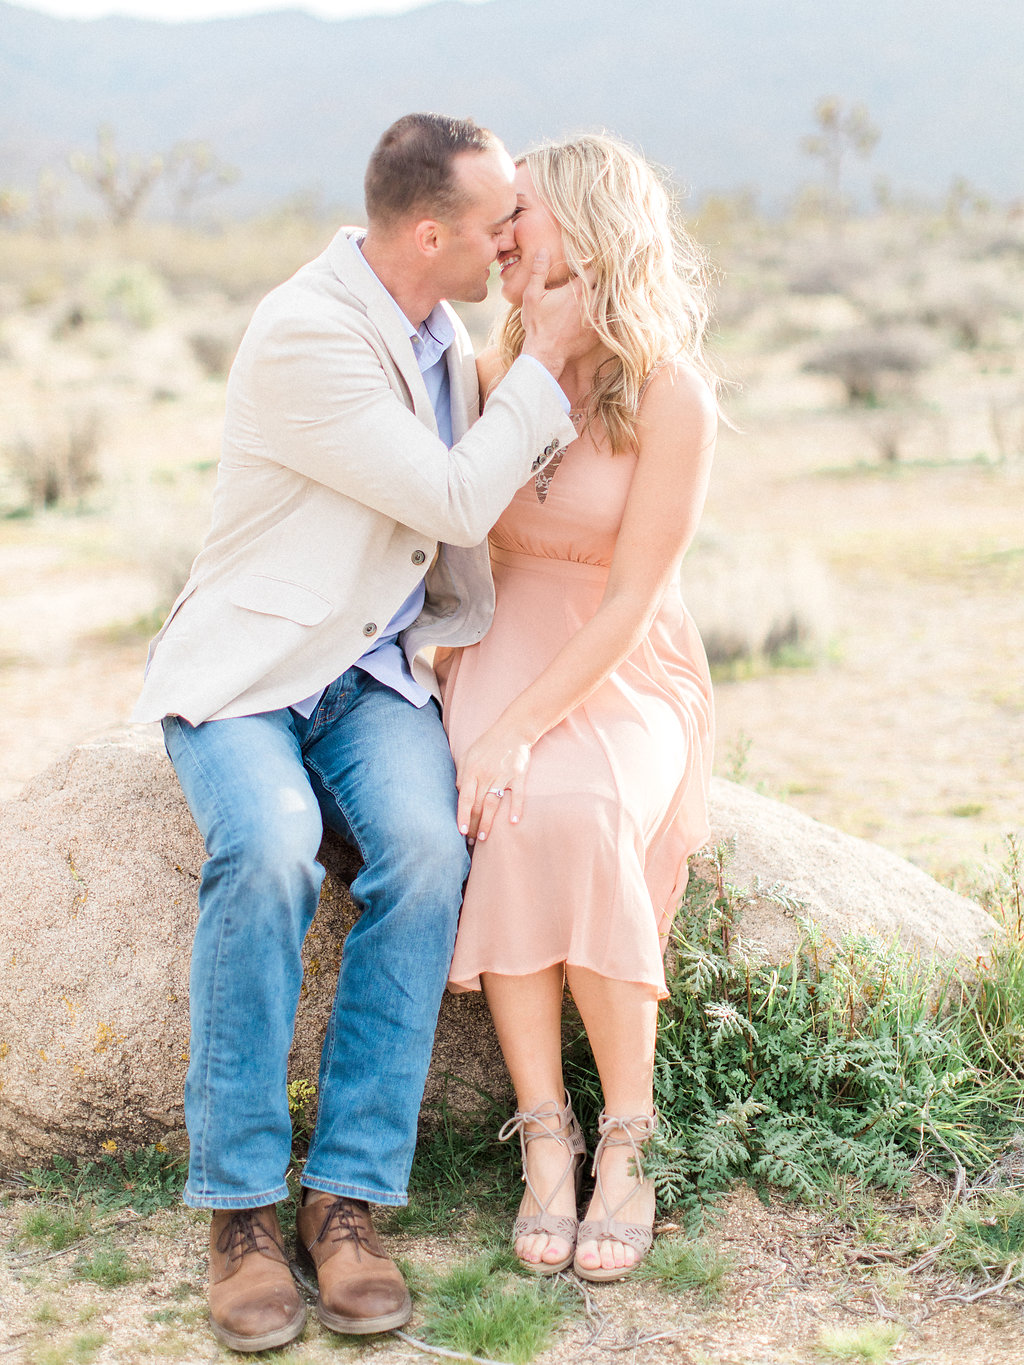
456 360 717 840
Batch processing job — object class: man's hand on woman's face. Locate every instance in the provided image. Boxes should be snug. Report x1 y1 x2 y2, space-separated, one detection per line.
519 249 593 380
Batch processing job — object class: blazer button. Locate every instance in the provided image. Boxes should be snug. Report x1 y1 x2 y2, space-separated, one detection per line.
362 622 377 637
411 549 426 565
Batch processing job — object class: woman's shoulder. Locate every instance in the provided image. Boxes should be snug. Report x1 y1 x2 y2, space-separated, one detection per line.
639 359 718 433
476 346 510 404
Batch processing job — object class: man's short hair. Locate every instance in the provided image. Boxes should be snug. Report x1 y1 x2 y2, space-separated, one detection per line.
364 113 495 228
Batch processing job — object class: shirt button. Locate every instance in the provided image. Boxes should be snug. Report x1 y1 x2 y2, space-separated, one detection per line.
411 549 426 565
362 622 377 637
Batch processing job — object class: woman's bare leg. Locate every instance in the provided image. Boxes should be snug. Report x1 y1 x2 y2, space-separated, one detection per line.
482 966 577 1267
566 965 659 1274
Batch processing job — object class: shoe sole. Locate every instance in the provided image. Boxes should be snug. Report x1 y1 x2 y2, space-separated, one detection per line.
316 1291 412 1335
520 1254 575 1276
208 1303 307 1353
572 1258 641 1283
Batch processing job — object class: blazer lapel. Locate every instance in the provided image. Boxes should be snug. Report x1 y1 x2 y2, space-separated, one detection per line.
326 227 437 433
442 302 480 443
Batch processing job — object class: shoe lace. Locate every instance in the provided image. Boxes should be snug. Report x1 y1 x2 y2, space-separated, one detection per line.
587 1111 659 1230
216 1209 286 1267
498 1094 583 1220
309 1197 382 1262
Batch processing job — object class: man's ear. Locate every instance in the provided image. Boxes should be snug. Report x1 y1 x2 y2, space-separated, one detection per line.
413 217 445 257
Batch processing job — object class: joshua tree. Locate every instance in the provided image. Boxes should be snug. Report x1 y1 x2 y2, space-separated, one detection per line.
165 140 240 222
0 186 28 227
68 125 163 228
801 97 880 222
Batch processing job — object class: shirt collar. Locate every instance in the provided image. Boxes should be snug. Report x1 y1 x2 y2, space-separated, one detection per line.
354 236 454 373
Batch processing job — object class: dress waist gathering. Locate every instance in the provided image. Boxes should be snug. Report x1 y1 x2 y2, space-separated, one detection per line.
489 545 611 584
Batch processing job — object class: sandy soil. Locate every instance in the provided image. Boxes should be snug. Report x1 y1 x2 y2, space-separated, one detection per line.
4 1179 1024 1365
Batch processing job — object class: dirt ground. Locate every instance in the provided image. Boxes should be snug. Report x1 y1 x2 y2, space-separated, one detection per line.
4 1179 1024 1365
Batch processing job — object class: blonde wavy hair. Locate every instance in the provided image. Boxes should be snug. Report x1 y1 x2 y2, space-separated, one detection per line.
498 133 720 454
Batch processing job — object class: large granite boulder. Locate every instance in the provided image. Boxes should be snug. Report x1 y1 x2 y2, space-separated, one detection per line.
0 728 994 1173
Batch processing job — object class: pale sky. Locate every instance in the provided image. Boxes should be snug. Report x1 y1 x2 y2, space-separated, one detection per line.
13 0 488 20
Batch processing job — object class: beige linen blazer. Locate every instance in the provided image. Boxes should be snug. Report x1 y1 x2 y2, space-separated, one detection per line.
132 228 576 726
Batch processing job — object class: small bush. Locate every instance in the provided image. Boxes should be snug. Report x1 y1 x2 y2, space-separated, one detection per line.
606 843 1024 1224
803 327 932 405
78 262 168 328
3 408 101 511
24 1145 186 1215
187 326 241 378
683 531 834 671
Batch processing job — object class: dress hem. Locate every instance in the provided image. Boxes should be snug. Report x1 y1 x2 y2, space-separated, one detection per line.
447 952 668 1002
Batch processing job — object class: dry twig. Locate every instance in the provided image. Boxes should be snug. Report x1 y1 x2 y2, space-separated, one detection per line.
603 1327 692 1351
391 1328 515 1365
10 1213 140 1268
935 1261 1024 1304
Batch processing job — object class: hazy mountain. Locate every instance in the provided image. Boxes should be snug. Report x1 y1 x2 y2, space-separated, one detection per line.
1 0 1021 216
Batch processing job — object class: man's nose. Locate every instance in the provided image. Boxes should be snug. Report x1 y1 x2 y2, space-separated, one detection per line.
496 220 516 253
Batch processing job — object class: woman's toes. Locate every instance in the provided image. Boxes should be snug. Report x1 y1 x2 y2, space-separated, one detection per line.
518 1232 569 1265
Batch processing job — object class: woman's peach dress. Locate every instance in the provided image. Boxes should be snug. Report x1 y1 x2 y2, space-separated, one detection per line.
440 430 713 999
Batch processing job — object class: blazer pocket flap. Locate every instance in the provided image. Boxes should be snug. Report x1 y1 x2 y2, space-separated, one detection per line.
228 575 332 626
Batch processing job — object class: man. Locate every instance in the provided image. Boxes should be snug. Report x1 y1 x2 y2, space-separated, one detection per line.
132 112 580 1353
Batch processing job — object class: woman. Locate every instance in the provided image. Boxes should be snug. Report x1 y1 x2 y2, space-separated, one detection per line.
438 134 718 1283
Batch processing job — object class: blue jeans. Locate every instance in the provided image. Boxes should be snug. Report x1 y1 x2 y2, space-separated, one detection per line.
163 669 469 1210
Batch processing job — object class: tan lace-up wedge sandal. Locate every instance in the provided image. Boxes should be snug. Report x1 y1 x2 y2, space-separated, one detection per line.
573 1111 658 1283
498 1092 587 1275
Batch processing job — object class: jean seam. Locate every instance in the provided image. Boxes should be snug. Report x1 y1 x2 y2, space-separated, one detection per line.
171 718 245 1200
300 746 369 1175
183 1181 290 1210
298 1176 407 1206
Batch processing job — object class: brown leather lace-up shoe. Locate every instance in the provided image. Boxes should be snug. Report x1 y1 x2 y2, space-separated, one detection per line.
207 1205 306 1352
296 1192 412 1335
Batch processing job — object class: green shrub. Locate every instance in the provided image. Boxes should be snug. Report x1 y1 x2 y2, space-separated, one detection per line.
565 842 1024 1225
24 1145 186 1215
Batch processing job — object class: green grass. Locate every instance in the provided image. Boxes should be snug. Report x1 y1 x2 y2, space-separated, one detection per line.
377 1082 518 1238
32 1333 107 1365
816 1322 902 1361
19 1204 92 1251
637 1236 734 1301
72 1245 149 1287
417 1251 575 1365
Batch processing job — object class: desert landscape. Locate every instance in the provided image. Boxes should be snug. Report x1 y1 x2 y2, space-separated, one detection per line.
1 197 1021 885
2 184 1023 1365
